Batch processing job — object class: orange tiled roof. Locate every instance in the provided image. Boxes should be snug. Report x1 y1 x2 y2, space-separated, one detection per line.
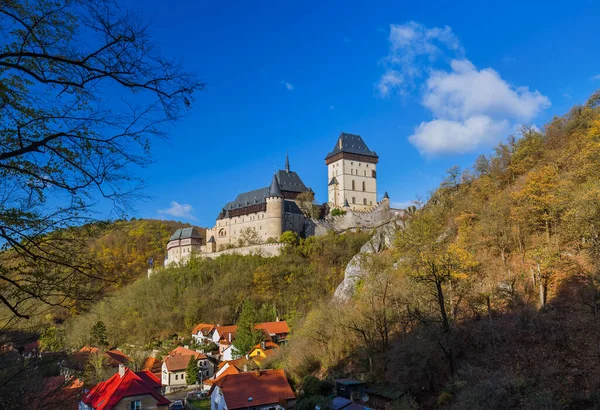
255 321 290 335
192 323 215 336
211 370 295 410
168 346 207 360
215 325 237 342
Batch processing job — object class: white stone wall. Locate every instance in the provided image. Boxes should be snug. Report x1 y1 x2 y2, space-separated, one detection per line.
328 158 377 211
314 198 394 236
202 243 285 259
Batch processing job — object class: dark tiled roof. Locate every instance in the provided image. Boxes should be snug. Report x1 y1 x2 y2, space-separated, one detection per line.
169 227 202 241
222 170 309 211
276 169 308 193
223 187 271 211
329 177 339 186
325 133 378 160
269 174 282 197
207 236 215 243
284 200 302 214
383 191 390 199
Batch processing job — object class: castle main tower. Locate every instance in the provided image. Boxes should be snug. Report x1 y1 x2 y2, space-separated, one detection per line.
325 133 378 211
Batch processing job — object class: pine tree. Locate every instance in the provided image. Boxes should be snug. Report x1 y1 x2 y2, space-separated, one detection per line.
186 356 199 385
90 321 108 346
232 300 264 358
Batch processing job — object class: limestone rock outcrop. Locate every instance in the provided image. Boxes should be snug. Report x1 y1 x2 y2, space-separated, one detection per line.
333 219 402 301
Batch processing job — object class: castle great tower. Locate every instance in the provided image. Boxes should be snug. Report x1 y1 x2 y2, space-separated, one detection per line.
325 133 378 211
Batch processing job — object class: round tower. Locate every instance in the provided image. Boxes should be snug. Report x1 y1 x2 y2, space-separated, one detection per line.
265 174 284 240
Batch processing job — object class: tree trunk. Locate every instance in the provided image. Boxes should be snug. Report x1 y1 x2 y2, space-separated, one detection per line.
436 280 450 333
537 262 545 308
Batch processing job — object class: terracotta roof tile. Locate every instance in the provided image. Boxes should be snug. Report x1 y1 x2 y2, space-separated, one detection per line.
255 321 290 335
211 370 295 410
192 323 215 336
164 354 195 372
168 346 207 360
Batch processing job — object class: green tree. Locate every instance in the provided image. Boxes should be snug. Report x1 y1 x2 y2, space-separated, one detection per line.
233 300 264 358
186 356 199 385
90 321 108 347
280 231 299 245
39 326 63 352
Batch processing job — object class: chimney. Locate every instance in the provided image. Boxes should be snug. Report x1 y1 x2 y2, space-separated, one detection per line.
228 333 231 343
276 317 280 322
243 364 248 372
261 341 266 350
118 364 126 378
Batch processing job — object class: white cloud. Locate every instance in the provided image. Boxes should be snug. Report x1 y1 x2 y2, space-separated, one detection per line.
592 74 600 81
377 22 550 155
281 81 294 91
409 59 550 155
158 201 197 221
376 21 463 96
377 70 403 97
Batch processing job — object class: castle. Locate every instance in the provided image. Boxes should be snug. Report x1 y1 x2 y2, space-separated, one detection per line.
165 133 385 266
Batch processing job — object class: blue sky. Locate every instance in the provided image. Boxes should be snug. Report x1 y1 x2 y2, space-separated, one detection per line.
122 0 600 227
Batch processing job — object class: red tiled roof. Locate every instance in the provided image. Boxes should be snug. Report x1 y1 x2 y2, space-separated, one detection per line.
255 321 290 335
211 370 295 410
192 323 215 336
83 368 170 410
135 370 162 389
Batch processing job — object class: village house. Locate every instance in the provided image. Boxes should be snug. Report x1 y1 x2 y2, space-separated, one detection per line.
254 321 290 343
81 364 169 410
248 341 279 365
161 346 215 393
210 369 296 410
191 323 216 344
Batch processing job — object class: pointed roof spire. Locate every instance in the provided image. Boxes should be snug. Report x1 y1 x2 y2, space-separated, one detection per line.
285 152 290 173
383 191 390 199
269 174 282 198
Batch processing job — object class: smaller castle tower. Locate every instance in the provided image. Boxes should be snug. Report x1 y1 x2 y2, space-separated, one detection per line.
265 174 284 240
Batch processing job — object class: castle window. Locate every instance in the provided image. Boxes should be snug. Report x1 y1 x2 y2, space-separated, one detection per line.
370 201 373 205
372 170 377 178
363 198 367 205
351 180 355 190
352 197 356 204
364 170 366 176
362 181 366 192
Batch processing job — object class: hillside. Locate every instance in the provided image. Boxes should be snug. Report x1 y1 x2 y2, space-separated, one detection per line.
284 91 600 408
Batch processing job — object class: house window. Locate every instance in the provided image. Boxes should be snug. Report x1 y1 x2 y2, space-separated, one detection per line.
130 400 141 410
175 374 178 380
